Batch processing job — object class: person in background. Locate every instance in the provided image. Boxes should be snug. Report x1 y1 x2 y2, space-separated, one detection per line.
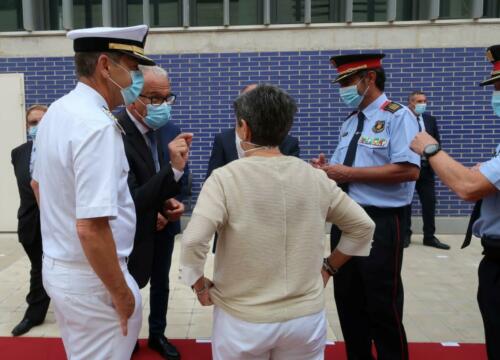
206 83 300 179
404 91 450 249
181 84 375 360
117 65 191 359
10 104 50 336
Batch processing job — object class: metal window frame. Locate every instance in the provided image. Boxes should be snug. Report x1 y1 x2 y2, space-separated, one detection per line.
62 0 74 29
16 0 490 32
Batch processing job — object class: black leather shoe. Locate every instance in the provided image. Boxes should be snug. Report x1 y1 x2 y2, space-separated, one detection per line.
11 318 39 336
423 236 450 250
148 335 180 359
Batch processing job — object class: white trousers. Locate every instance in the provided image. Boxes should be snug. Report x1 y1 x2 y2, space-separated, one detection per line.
42 255 142 360
212 306 327 360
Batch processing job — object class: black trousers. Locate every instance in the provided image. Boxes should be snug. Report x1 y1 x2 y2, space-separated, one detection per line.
477 256 500 360
331 206 408 360
407 165 436 240
148 227 176 337
21 239 50 324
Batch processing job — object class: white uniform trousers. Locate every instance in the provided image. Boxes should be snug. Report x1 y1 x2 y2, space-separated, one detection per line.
212 306 327 360
42 255 142 360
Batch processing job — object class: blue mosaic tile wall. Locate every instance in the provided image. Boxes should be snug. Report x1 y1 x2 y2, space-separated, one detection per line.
2 47 498 217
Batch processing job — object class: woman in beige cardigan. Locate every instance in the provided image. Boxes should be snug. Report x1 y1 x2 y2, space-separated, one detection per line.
181 84 375 360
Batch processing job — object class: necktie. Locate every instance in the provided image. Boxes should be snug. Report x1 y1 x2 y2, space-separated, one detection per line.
29 141 36 177
461 200 482 249
340 111 365 192
146 131 160 173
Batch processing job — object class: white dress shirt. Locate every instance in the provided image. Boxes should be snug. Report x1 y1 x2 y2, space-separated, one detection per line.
33 82 136 262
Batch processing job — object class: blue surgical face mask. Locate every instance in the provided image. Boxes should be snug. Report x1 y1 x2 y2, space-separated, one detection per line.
414 103 427 115
108 61 144 106
492 91 500 117
27 125 37 140
144 103 172 130
339 79 368 108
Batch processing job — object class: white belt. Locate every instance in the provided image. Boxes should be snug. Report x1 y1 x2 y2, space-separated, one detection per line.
43 254 128 271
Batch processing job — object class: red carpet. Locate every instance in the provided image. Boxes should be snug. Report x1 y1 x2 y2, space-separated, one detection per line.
0 337 487 359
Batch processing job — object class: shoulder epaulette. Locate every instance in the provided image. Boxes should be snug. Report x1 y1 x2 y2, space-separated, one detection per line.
382 101 403 113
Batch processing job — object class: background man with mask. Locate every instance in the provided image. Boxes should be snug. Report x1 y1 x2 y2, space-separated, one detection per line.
404 91 449 249
312 53 420 360
10 104 50 337
31 25 172 359
411 44 500 360
117 65 191 360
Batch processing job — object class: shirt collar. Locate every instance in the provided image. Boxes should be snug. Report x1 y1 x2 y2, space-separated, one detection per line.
75 82 108 109
360 93 388 120
126 108 150 135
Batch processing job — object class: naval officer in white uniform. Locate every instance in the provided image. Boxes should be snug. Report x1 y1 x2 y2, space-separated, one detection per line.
31 25 189 360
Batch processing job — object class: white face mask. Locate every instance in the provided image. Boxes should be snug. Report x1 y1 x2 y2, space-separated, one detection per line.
235 131 245 158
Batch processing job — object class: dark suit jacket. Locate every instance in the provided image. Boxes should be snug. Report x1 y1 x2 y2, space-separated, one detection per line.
117 110 180 288
420 113 440 174
11 141 41 246
206 128 300 178
158 122 191 237
422 113 440 144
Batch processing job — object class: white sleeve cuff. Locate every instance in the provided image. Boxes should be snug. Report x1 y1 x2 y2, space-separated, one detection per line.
179 265 204 287
336 235 372 257
172 167 184 182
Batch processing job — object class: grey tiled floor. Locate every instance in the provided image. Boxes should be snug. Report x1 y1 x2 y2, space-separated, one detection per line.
0 233 485 343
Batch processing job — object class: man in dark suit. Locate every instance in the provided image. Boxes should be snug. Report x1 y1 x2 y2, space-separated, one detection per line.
143 120 190 353
117 65 191 359
405 91 450 249
206 128 300 177
206 83 300 178
10 104 51 336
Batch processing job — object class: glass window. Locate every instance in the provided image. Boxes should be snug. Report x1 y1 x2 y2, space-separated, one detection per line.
127 0 143 26
74 0 103 28
0 0 23 31
145 0 182 27
396 0 431 20
230 0 263 25
484 0 500 18
311 0 345 23
352 0 387 22
46 0 63 30
439 0 473 19
191 0 223 26
271 0 304 24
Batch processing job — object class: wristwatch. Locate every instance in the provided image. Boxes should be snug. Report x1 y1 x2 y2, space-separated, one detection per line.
423 143 441 159
323 258 339 276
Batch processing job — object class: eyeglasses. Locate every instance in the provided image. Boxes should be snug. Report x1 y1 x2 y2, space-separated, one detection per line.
139 93 176 106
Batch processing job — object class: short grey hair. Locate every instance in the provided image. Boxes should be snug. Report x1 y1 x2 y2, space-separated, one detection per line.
408 90 426 102
139 65 169 80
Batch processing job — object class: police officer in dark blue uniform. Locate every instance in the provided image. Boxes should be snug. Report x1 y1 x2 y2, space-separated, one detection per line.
411 44 500 360
314 53 420 360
